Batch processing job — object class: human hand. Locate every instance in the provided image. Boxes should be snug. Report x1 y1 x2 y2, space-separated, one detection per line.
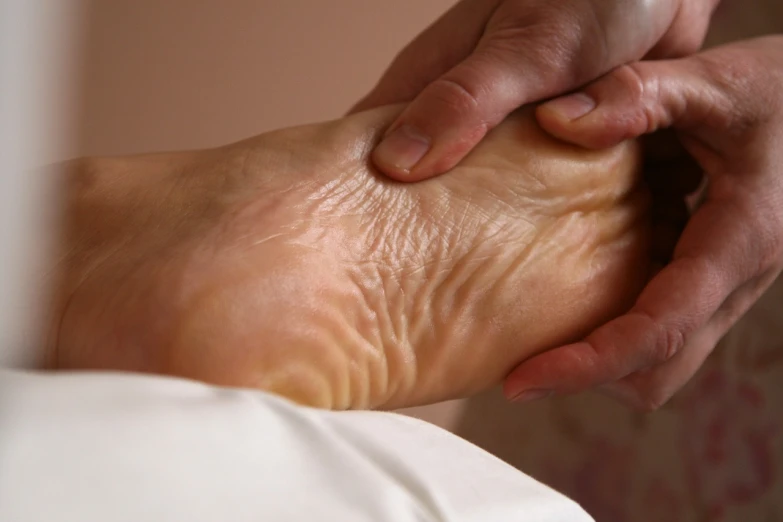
505 36 783 410
49 106 650 410
352 0 719 182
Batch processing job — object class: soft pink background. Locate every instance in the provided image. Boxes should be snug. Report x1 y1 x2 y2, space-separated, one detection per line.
75 0 454 156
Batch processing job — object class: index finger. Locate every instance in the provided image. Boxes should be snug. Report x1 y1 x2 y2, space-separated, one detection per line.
503 193 761 399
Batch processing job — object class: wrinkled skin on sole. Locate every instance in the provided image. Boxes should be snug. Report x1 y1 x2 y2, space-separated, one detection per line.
51 106 650 410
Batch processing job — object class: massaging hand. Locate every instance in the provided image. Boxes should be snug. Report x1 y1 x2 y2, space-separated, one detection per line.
352 0 719 182
50 107 650 410
505 36 783 410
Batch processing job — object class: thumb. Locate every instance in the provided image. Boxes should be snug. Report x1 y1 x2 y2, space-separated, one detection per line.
371 17 605 183
370 48 534 182
535 56 728 151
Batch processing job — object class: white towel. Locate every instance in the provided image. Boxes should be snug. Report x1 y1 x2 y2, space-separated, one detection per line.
0 369 592 522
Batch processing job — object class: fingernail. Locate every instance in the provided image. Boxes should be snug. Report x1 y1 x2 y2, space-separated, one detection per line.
511 389 553 403
545 93 596 121
373 125 431 174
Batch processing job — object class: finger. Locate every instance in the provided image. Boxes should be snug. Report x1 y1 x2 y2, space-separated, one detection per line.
371 7 617 182
537 37 783 155
504 194 764 400
603 266 782 411
507 38 783 403
535 56 729 150
600 323 722 410
350 0 501 114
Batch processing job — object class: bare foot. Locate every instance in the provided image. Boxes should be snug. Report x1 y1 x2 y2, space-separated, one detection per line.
51 106 650 410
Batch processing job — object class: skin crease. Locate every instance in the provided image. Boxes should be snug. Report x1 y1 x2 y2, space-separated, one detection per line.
49 105 651 411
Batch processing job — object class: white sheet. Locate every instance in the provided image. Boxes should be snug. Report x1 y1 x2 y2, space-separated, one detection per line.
0 370 592 522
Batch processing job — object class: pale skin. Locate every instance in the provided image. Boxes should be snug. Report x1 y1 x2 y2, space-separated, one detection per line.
49 106 651 410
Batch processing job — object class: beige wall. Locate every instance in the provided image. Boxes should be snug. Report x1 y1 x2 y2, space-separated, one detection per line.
77 0 455 157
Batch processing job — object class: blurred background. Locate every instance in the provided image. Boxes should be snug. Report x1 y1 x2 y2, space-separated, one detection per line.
48 1 783 520
73 0 783 159
75 0 453 156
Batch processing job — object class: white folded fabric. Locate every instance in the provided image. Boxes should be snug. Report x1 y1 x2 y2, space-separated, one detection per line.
0 370 592 522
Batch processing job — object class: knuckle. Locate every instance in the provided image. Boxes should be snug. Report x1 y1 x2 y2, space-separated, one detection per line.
494 4 577 42
603 63 667 136
610 64 648 103
487 4 601 87
656 32 706 59
633 309 687 365
691 47 775 131
694 51 749 96
424 76 482 119
651 319 685 364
